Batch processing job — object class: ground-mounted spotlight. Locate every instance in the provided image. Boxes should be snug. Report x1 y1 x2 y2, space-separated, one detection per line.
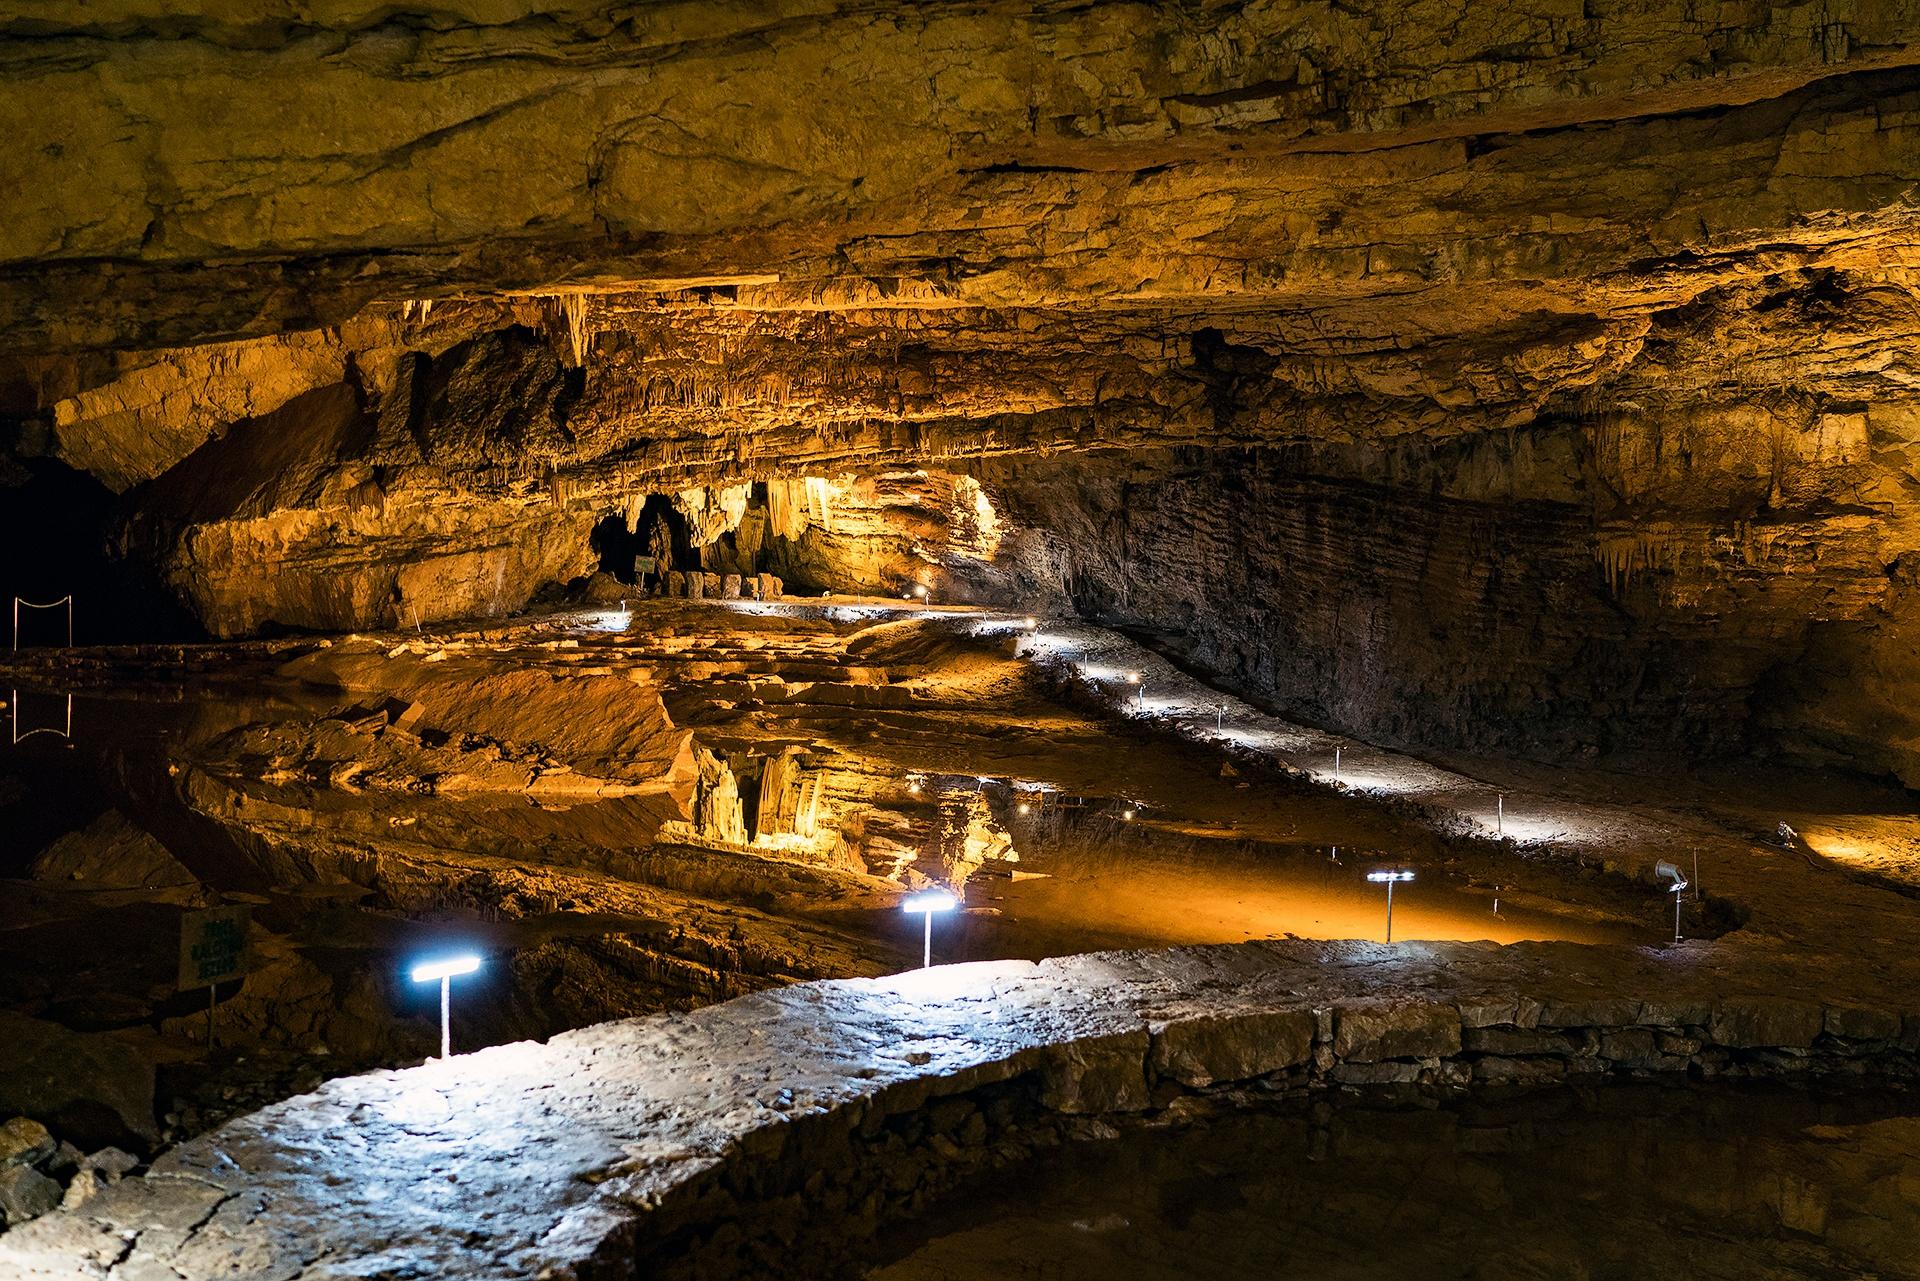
410 953 481 1059
901 889 958 968
1365 870 1415 943
1023 616 1038 630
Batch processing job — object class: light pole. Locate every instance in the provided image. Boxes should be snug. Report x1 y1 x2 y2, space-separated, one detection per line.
1655 860 1689 943
1366 870 1415 942
1334 746 1342 786
902 889 957 968
410 954 481 1060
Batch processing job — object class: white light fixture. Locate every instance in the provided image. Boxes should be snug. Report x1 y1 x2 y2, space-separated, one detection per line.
1023 616 1038 629
1365 870 1415 943
410 953 481 1059
901 889 958 968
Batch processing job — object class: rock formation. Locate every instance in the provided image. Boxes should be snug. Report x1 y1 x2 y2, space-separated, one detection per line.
6 3 1920 780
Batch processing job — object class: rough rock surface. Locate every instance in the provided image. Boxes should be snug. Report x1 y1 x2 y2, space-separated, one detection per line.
0 1015 156 1151
5 5 1920 778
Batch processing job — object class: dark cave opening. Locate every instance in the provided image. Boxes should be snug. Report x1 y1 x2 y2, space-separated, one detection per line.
0 456 201 645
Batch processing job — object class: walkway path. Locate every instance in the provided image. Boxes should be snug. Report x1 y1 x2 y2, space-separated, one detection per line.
7 599 1920 1278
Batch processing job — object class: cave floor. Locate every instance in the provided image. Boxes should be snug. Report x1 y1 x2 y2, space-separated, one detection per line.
3 596 1919 1156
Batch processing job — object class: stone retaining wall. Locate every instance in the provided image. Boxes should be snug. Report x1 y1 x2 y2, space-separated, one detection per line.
630 986 1920 1277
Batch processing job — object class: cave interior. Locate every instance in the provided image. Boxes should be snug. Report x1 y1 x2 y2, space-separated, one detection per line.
7 2 1920 1276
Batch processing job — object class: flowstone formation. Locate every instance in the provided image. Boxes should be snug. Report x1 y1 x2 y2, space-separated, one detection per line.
7 2 1920 781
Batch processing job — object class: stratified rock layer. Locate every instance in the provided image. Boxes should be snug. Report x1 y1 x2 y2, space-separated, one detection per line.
6 4 1920 778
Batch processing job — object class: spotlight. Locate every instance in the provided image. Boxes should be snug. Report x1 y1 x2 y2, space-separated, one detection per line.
1125 671 1141 684
1122 808 1136 821
1017 801 1031 815
409 953 481 1060
1365 870 1415 943
901 889 958 968
1023 616 1038 629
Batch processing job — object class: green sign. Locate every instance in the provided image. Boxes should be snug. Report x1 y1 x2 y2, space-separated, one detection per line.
178 905 251 990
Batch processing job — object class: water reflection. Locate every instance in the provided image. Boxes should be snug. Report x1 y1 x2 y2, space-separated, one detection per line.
871 1083 1920 1280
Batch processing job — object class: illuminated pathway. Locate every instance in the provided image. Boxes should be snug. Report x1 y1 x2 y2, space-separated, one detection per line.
1011 616 1644 849
5 930 1919 1280
8 599 1920 1278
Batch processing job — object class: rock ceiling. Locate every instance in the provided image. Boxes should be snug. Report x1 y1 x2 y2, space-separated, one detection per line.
6 1 1920 774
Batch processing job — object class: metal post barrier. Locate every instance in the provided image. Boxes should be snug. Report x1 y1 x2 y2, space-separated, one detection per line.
12 595 73 650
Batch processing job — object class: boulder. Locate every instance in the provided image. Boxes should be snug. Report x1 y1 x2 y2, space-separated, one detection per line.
0 1165 61 1226
0 1118 55 1170
84 1148 140 1182
1332 1003 1461 1063
1708 1000 1825 1050
1036 1030 1151 1113
722 573 742 599
59 1169 99 1211
1150 1010 1315 1087
29 812 196 891
0 1014 157 1149
701 573 722 598
686 571 704 599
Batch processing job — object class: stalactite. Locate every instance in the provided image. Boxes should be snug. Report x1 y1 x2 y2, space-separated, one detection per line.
543 293 592 368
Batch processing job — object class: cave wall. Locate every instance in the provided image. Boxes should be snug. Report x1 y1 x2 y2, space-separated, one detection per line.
979 401 1920 778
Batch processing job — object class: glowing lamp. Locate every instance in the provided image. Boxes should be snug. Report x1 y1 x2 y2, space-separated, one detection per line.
410 953 481 1060
1125 671 1141 684
410 955 480 983
1365 870 1415 943
1023 616 1038 629
902 889 959 968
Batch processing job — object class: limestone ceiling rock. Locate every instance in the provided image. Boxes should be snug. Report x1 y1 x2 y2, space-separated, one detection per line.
2 2 1918 353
